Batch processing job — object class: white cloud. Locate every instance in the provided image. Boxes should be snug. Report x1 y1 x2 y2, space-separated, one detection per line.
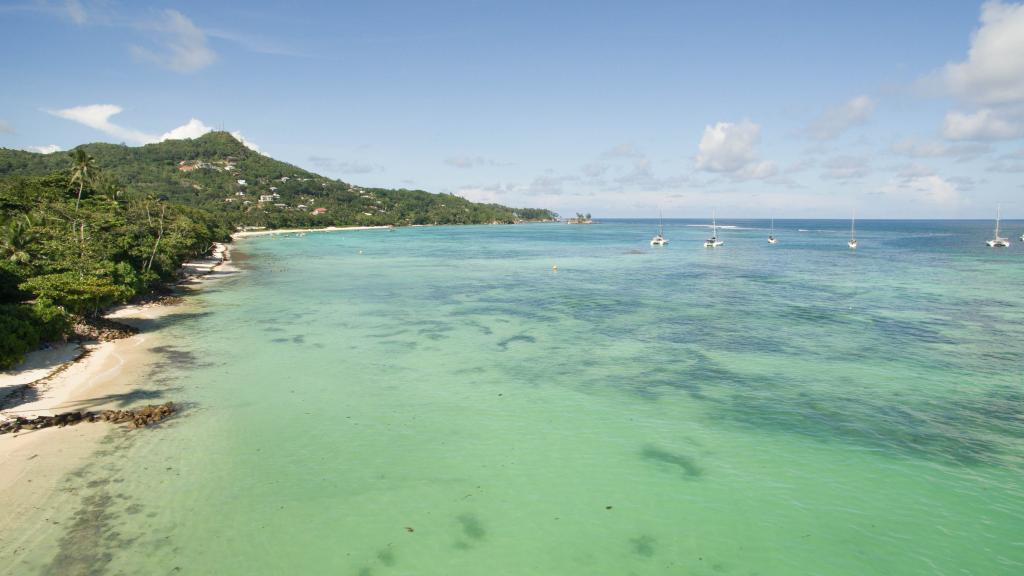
821 155 870 180
0 120 13 134
881 175 962 207
65 0 86 25
159 118 213 140
695 121 777 180
891 138 991 161
737 161 778 180
230 131 260 152
935 2 1024 141
943 108 1024 140
455 186 502 204
945 1 1024 105
27 144 63 154
601 143 645 159
50 104 259 151
989 148 1024 172
48 104 156 143
580 162 610 178
808 95 876 140
132 10 216 73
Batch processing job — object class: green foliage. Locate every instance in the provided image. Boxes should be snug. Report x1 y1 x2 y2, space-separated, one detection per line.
1 131 555 229
0 260 29 304
0 301 70 369
20 272 134 317
69 148 98 211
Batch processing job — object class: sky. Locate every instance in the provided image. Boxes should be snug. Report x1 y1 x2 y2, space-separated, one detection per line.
1 0 1023 219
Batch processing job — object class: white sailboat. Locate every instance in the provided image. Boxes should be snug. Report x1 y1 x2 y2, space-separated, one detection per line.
847 210 857 249
650 211 668 246
987 204 1010 247
768 217 778 244
704 211 723 248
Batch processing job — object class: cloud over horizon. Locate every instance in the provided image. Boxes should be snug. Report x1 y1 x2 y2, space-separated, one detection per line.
940 1 1024 141
695 121 776 180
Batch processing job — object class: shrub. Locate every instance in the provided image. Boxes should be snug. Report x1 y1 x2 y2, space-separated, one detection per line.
0 302 69 369
19 272 134 317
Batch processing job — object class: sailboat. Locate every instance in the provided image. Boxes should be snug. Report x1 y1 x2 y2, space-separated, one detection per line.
650 211 668 246
987 204 1010 247
704 211 723 248
768 217 778 244
847 211 857 249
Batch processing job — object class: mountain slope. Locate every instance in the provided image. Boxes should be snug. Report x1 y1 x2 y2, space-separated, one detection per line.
0 132 556 227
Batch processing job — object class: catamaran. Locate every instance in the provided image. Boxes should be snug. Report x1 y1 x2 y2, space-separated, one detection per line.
987 204 1010 247
650 211 668 246
768 217 778 244
847 211 857 249
704 211 723 248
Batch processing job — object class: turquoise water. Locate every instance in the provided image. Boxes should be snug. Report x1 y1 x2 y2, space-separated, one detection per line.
11 220 1024 575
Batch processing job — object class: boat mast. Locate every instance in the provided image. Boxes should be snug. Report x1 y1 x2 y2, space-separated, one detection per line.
712 210 717 238
851 210 856 241
995 204 1001 239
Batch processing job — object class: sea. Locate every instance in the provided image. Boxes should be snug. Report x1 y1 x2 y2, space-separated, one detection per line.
9 219 1024 575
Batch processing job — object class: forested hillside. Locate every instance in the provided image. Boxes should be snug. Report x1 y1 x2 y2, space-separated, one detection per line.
0 132 555 228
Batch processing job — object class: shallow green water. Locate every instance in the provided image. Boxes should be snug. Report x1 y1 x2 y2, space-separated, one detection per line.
13 220 1024 575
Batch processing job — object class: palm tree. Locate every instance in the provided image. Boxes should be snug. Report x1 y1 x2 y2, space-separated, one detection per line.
0 216 36 263
68 148 97 211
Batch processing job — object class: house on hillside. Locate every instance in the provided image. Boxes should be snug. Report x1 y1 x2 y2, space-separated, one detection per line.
237 179 247 186
259 194 274 203
311 208 327 215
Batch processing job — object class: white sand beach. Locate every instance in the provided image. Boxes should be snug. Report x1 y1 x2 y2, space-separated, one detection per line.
0 243 237 553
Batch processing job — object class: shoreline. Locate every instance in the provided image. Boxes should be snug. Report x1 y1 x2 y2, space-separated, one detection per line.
0 241 235 415
0 243 238 554
232 225 389 238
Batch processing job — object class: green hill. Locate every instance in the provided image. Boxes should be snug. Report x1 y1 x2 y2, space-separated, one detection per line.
0 132 556 227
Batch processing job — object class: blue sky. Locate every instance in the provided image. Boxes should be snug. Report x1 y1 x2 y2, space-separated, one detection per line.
1 0 1023 218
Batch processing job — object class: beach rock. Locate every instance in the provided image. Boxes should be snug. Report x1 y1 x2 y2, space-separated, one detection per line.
0 402 177 435
73 317 139 342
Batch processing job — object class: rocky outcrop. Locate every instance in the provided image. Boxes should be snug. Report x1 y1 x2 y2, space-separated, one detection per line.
0 402 177 435
73 317 139 342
